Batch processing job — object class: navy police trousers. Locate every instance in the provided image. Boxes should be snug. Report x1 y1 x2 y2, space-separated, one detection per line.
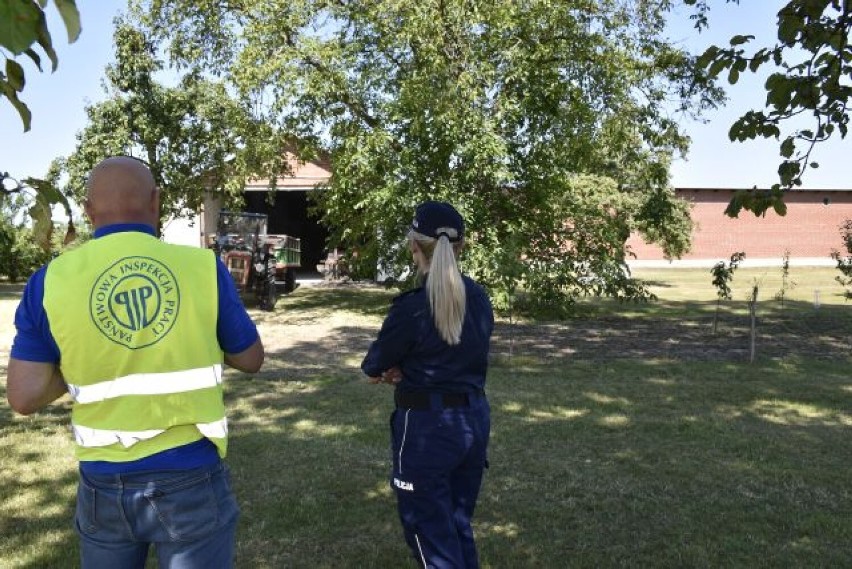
390 392 490 568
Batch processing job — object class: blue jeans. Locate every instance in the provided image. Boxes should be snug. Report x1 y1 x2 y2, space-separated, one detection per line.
391 394 490 568
75 462 239 569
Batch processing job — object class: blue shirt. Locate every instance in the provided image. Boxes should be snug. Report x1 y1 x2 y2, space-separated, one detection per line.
10 223 260 473
361 276 494 394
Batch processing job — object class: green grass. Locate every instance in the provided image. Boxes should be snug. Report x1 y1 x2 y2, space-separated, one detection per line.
633 265 844 306
1 267 851 568
572 266 848 319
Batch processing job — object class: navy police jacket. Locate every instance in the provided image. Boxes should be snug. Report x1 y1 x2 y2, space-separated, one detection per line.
362 275 494 394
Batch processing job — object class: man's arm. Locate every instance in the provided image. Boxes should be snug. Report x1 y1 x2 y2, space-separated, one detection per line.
6 358 68 415
216 257 264 373
224 337 264 373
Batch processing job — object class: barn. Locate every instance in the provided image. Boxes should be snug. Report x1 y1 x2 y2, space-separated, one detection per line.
163 152 332 278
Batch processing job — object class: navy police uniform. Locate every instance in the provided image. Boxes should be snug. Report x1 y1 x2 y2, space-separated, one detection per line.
362 276 494 568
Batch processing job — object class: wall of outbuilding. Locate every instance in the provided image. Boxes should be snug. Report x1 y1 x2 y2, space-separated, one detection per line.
626 188 852 266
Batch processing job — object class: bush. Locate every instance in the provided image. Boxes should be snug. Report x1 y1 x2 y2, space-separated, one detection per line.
831 220 852 299
0 224 50 283
0 219 89 283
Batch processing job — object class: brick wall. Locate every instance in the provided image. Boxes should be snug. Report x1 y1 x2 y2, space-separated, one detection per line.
626 188 852 262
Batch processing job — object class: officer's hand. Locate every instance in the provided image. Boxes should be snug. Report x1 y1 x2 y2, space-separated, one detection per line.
367 367 402 385
383 367 402 384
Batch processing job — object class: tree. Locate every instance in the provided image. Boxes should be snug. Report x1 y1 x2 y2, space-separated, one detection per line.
60 20 280 225
831 219 852 299
0 0 81 131
747 279 759 363
0 164 76 251
1 0 81 251
134 0 724 307
774 248 795 306
0 173 87 281
686 0 852 217
710 251 745 333
0 190 48 281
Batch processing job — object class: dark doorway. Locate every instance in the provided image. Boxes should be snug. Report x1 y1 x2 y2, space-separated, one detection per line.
243 191 329 274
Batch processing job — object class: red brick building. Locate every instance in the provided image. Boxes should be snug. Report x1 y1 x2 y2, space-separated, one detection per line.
626 188 852 267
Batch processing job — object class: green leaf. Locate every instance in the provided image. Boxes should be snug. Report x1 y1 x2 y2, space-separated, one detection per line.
708 57 728 78
23 176 69 209
772 198 787 216
0 78 32 131
727 67 740 84
54 0 82 43
0 0 42 54
724 198 743 218
777 14 800 45
696 45 719 69
28 193 54 251
34 11 59 71
729 35 754 46
780 137 795 158
777 160 800 187
5 59 25 91
22 47 43 71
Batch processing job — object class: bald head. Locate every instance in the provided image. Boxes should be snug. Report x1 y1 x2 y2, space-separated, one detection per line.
85 156 159 229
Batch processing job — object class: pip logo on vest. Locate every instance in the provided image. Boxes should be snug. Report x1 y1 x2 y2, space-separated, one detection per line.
89 256 181 349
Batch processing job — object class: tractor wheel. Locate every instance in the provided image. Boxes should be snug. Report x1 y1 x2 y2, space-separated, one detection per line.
256 259 278 311
282 267 296 293
262 262 278 311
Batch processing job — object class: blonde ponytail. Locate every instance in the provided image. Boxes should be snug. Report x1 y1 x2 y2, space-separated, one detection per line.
410 229 466 345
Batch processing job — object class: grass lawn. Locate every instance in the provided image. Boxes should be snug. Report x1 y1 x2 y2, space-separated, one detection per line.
1 266 851 568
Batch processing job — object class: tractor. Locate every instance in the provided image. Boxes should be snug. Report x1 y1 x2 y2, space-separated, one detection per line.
209 211 301 311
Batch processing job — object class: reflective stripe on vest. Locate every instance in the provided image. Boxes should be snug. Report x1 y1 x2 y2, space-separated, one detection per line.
73 418 228 449
66 364 223 404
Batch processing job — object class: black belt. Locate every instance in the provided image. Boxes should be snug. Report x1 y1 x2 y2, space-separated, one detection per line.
394 391 482 411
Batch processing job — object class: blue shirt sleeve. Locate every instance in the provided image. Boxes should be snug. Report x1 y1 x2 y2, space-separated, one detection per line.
361 294 419 377
10 266 61 363
216 258 260 354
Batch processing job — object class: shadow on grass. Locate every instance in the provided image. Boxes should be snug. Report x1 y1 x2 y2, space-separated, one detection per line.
478 358 852 567
2 283 851 567
3 349 851 567
498 298 851 362
0 400 79 569
222 354 852 567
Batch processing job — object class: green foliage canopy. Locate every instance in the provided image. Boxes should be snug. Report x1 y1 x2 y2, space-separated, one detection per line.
687 0 852 217
0 0 81 131
1 0 81 251
60 21 277 225
135 0 724 306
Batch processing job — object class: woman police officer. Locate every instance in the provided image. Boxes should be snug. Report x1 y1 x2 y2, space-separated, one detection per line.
362 201 494 568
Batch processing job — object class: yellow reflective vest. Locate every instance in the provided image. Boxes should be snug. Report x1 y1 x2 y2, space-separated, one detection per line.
43 230 227 462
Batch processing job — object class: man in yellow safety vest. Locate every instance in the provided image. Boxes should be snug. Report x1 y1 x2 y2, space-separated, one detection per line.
6 156 264 568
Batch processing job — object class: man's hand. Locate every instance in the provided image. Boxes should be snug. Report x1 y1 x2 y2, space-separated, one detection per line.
367 366 402 385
